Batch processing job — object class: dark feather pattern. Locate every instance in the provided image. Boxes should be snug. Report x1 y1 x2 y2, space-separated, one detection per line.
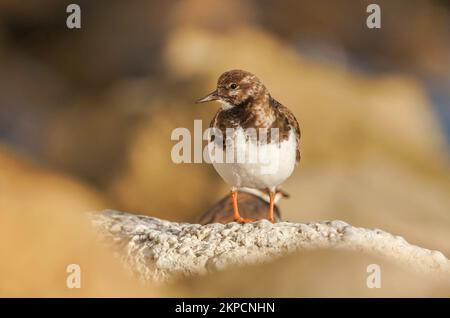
198 70 299 223
209 91 301 163
270 96 301 162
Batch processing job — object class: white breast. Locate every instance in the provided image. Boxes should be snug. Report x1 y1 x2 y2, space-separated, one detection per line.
207 128 297 189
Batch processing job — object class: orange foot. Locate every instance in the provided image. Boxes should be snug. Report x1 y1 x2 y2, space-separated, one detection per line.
234 216 257 223
267 191 276 224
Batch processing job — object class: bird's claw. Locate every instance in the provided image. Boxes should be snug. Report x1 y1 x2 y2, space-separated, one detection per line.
234 217 257 223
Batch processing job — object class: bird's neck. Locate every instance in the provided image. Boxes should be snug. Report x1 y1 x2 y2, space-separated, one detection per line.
217 92 275 129
246 93 275 127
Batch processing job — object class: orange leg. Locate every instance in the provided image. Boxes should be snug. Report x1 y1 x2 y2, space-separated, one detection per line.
268 191 275 223
231 190 255 223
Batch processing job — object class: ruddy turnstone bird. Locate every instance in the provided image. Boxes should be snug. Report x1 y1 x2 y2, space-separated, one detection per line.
196 69 301 223
197 188 289 225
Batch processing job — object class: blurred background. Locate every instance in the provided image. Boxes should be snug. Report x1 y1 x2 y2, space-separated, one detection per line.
0 0 449 297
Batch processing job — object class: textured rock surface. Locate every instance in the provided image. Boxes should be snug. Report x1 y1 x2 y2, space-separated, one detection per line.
91 210 450 282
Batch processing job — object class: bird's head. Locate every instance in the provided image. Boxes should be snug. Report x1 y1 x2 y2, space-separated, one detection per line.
196 69 268 109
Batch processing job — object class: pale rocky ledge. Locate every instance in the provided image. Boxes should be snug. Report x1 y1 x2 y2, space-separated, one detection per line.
91 210 450 282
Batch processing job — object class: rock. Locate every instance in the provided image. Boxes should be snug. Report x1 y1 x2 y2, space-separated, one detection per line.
91 209 450 282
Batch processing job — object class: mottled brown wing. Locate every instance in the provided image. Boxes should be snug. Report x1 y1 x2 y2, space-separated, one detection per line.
208 110 220 143
271 98 301 163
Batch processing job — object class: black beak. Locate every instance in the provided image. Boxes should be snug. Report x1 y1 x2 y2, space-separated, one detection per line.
196 89 219 103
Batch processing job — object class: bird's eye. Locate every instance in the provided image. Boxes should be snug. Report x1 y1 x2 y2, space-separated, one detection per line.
229 83 238 89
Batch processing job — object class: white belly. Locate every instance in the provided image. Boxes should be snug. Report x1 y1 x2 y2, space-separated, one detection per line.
207 128 297 189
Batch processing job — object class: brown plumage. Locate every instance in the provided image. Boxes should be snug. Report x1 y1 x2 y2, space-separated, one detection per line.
204 70 301 162
196 69 301 223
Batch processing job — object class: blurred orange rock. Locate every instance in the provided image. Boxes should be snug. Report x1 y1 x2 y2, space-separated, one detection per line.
0 144 107 215
0 144 167 296
183 250 450 297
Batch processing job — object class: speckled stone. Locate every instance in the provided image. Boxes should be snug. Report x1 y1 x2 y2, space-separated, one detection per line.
91 210 450 282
